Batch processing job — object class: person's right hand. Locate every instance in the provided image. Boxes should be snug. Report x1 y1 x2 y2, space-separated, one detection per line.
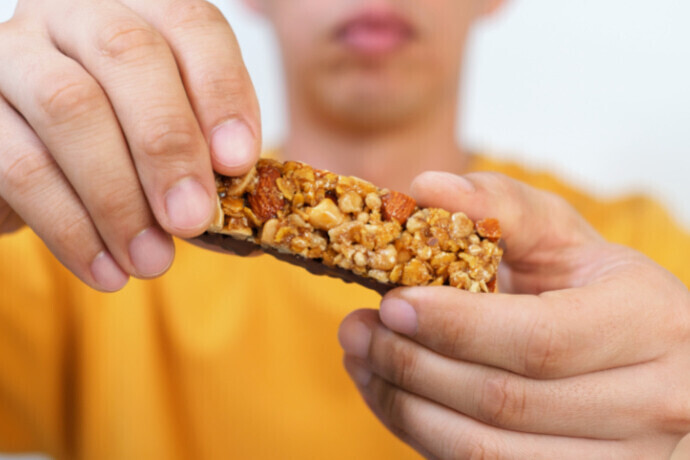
0 0 261 291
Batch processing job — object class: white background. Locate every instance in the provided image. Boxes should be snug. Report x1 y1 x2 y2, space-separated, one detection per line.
0 0 688 456
221 0 690 226
1 0 689 226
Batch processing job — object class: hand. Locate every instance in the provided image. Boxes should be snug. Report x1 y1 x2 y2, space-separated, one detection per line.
0 0 261 291
339 172 690 459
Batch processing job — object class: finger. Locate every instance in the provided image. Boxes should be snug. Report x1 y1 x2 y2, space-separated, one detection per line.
0 94 128 291
342 357 440 460
0 194 24 234
0 36 175 278
341 310 669 439
123 0 262 176
377 283 676 378
410 171 602 292
344 363 634 460
44 0 216 236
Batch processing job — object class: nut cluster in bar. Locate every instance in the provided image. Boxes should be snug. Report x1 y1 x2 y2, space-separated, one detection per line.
208 159 503 292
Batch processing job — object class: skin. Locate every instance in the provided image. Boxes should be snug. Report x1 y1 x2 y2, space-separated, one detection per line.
340 171 690 458
248 0 501 191
0 0 261 291
0 0 688 457
251 0 690 457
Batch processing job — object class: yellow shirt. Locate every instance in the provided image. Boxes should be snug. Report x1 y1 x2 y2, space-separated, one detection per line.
0 155 688 459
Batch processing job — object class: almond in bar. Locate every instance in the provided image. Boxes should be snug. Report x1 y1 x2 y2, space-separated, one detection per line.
381 191 417 224
205 159 502 294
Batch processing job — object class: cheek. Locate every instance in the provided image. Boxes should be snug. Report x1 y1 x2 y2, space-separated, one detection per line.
403 0 476 74
421 0 478 38
424 23 473 76
431 6 475 40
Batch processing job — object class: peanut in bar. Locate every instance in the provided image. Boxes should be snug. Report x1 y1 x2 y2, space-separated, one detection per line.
203 159 502 294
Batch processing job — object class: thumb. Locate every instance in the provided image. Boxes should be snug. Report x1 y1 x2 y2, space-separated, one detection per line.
410 171 601 266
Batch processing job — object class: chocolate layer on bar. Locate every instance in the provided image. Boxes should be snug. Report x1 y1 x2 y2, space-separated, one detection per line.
204 159 502 293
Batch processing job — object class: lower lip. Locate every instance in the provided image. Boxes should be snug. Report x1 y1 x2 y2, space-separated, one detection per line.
339 23 412 55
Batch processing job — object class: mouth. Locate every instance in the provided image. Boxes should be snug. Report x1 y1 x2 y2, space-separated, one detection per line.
335 9 415 56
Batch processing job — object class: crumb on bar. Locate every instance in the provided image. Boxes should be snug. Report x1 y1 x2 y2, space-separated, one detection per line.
208 159 502 293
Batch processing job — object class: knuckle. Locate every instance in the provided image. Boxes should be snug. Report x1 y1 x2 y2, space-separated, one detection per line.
437 313 472 357
38 75 103 123
93 184 145 225
1 149 55 197
167 0 227 29
195 72 249 106
459 437 501 460
50 212 94 257
522 318 567 378
97 19 165 61
477 376 525 427
139 118 200 159
378 384 407 424
387 338 419 389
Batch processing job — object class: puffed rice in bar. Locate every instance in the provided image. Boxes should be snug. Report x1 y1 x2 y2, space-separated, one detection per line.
199 159 503 294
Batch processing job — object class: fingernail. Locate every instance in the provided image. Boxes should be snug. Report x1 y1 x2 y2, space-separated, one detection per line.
165 177 213 231
129 227 174 278
338 320 372 359
345 359 373 387
380 297 418 336
90 251 129 292
211 119 256 169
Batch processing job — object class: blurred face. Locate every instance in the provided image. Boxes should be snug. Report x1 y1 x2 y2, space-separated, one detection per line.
253 0 488 132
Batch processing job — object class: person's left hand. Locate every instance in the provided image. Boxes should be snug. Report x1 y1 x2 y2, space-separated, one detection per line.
338 172 690 459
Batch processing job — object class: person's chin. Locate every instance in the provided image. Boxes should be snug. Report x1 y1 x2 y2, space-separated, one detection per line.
325 96 422 132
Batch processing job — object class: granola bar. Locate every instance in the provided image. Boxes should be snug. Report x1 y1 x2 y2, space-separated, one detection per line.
199 159 503 294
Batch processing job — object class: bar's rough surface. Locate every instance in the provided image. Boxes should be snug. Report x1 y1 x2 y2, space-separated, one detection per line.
204 159 502 294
